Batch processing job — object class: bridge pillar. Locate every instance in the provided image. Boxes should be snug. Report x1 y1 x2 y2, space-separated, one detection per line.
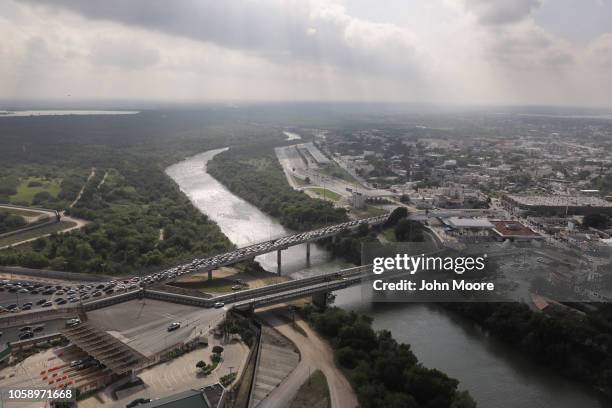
277 249 282 275
312 291 328 309
208 269 213 281
306 242 311 265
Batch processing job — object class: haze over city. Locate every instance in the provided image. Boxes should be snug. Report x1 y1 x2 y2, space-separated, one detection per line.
2 0 612 106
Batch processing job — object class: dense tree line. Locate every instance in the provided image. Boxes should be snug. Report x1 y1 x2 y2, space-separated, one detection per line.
303 306 476 408
0 211 26 233
446 302 612 390
207 143 348 231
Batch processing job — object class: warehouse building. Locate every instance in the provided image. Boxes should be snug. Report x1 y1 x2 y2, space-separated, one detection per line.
502 194 612 216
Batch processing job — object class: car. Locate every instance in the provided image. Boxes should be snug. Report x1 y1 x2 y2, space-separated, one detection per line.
231 285 243 290
167 322 181 332
36 299 47 305
23 302 32 307
81 295 90 300
92 291 102 297
66 318 81 327
54 298 64 303
57 299 67 305
19 331 34 340
19 326 32 332
6 304 17 310
22 305 32 310
55 290 64 295
42 301 52 308
126 398 151 407
214 302 225 308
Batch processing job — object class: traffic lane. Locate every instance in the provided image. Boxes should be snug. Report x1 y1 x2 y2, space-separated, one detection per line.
0 318 67 347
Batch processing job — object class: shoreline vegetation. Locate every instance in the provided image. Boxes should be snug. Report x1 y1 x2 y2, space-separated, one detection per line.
301 305 476 408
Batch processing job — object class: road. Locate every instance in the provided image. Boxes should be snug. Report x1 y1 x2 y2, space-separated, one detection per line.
69 167 96 208
258 310 358 408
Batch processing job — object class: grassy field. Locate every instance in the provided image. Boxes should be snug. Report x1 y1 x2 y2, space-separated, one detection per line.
349 205 388 219
10 176 62 204
0 220 77 248
305 187 342 202
289 369 330 408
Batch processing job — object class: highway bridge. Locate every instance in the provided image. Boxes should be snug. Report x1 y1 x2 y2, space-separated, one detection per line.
169 214 388 278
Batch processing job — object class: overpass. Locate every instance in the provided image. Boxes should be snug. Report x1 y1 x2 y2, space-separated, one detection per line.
170 214 388 278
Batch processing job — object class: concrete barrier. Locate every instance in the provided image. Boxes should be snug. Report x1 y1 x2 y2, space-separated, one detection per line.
0 307 81 328
81 289 143 311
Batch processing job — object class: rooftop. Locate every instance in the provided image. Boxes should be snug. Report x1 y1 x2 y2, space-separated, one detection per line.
505 194 612 208
492 221 541 238
446 217 494 229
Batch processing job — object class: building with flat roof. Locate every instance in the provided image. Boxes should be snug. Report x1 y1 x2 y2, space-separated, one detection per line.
502 194 612 216
299 142 330 165
443 217 494 241
492 221 542 241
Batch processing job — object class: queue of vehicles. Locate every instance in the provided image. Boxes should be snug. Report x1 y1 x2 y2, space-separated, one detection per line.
0 216 388 314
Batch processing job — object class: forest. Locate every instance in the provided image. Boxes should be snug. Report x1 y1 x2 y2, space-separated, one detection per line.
0 110 283 274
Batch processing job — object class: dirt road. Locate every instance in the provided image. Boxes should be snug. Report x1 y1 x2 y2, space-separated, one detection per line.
257 310 358 408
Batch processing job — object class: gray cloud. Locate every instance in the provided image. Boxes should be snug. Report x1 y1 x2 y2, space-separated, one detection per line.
21 0 421 78
484 25 573 70
89 38 159 69
463 0 541 25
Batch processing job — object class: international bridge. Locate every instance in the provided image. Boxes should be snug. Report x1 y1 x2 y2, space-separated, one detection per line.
165 214 389 279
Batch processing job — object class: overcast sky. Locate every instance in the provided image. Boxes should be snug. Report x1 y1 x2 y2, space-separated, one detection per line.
1 0 612 107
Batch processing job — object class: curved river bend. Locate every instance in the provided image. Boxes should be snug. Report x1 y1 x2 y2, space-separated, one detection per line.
166 149 609 408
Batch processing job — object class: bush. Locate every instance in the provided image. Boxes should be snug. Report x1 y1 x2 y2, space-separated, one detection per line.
220 372 237 387
212 345 224 354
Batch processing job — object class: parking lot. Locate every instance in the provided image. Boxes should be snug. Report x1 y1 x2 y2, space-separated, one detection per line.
86 299 225 358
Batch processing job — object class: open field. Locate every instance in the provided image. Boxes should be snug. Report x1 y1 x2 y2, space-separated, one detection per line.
304 187 342 202
348 205 388 219
10 177 62 204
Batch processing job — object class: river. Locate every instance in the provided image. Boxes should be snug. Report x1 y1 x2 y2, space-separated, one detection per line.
166 149 609 408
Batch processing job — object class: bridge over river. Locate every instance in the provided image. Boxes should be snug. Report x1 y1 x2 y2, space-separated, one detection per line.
167 214 388 279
